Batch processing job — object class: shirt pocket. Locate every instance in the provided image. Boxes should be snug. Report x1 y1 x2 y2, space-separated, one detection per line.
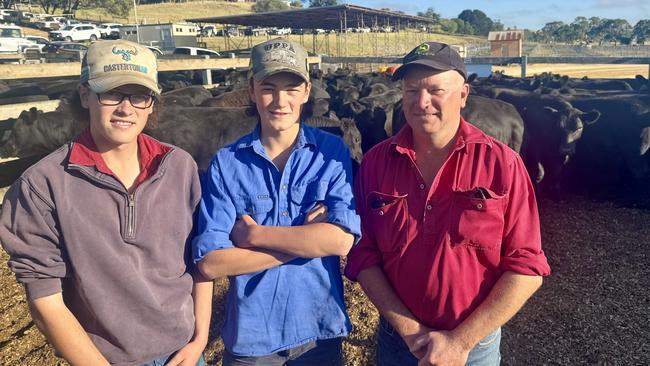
366 191 409 253
290 180 328 214
448 187 505 250
233 194 274 224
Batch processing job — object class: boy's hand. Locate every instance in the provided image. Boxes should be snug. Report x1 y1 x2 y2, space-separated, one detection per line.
304 203 328 224
231 214 257 248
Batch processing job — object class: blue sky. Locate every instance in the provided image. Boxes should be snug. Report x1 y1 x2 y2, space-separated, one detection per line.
342 0 650 30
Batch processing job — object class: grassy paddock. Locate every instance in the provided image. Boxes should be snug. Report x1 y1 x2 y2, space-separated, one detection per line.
493 63 650 79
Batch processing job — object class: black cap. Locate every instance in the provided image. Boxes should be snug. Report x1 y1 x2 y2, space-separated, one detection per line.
392 42 467 82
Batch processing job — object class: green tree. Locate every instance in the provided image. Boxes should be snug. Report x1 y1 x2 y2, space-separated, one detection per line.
633 19 650 44
417 7 440 23
588 18 632 45
439 18 459 34
305 0 337 7
452 18 474 35
290 0 303 8
253 0 289 12
457 9 493 35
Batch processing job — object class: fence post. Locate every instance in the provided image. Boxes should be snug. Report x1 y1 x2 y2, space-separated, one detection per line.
520 55 527 79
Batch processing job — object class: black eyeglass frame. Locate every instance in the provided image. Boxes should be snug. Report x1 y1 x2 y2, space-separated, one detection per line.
95 90 156 109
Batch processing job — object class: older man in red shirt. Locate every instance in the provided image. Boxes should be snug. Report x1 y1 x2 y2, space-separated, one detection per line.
345 42 550 366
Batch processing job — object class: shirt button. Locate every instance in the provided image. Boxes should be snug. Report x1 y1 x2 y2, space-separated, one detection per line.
419 183 425 189
281 211 289 216
281 184 287 190
378 210 384 216
476 203 484 209
426 205 432 211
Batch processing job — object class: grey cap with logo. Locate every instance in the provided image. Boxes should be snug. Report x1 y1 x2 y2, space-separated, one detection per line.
249 38 310 83
80 39 161 95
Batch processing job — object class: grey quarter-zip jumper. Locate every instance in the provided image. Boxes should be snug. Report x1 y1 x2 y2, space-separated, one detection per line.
0 137 202 365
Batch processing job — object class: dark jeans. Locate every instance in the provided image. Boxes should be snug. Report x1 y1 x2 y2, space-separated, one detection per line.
376 317 501 366
223 337 343 366
141 352 205 366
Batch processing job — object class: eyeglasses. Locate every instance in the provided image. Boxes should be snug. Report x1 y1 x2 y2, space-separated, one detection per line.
96 91 155 109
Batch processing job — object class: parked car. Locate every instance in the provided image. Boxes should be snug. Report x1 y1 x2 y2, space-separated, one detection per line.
24 35 50 51
270 27 291 36
35 16 61 30
97 23 122 39
172 46 220 57
49 24 101 42
17 11 33 25
145 45 163 56
42 41 88 61
0 24 37 53
200 25 218 37
1 9 20 24
244 27 268 36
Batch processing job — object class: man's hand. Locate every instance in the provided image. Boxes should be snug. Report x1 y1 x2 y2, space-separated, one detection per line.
164 339 206 366
413 330 470 366
304 203 328 224
401 324 434 360
230 214 257 248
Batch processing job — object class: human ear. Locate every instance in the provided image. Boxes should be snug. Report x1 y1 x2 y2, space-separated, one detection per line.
78 84 90 109
303 82 312 104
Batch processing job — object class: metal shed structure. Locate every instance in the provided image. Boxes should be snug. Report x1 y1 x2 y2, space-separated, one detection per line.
488 30 524 57
188 4 436 57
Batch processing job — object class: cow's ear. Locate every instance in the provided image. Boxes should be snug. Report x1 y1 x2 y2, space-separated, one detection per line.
639 127 650 156
29 107 39 122
543 106 559 114
582 109 601 125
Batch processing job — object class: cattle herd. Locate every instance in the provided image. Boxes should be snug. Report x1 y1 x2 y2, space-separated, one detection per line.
1 68 649 205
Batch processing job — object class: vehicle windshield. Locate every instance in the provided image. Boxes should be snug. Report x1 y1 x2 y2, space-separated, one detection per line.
0 29 21 38
62 26 74 30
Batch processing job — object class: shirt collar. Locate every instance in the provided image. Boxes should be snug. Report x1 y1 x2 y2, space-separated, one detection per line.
68 128 171 187
235 122 317 152
391 117 492 155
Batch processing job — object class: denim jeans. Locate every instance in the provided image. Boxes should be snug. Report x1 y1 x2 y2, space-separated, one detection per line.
222 337 343 366
376 317 501 366
141 352 206 366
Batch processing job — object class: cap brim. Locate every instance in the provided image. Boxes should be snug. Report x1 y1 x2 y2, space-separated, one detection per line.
391 60 462 81
88 74 161 95
253 67 309 83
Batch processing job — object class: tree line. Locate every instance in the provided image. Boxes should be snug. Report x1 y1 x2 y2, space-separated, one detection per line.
529 17 650 45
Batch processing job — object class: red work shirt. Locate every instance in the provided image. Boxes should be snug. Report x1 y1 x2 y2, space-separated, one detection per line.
345 118 550 330
69 128 171 189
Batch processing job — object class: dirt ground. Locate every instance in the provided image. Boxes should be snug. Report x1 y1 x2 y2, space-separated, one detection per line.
1 194 648 365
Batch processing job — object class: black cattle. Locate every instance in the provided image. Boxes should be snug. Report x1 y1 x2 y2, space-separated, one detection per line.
493 89 600 198
564 93 650 199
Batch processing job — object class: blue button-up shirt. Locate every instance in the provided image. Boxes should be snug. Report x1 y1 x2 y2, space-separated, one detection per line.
193 123 361 356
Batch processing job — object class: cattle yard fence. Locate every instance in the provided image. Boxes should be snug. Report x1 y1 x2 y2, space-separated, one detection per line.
322 56 650 79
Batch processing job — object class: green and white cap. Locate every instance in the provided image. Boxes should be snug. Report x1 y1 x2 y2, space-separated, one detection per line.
80 40 161 94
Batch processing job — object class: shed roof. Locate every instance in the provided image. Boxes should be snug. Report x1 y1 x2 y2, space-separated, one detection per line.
488 30 524 41
187 4 434 30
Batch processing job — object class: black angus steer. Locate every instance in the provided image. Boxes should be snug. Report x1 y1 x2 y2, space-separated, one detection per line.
493 89 600 198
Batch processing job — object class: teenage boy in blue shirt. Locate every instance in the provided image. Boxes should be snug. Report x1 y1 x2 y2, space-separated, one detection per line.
192 39 361 365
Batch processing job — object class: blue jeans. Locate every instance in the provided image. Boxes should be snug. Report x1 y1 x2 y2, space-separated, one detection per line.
141 352 206 366
222 337 343 366
376 317 501 366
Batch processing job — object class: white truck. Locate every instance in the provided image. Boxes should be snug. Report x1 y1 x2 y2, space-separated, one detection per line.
0 24 37 53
